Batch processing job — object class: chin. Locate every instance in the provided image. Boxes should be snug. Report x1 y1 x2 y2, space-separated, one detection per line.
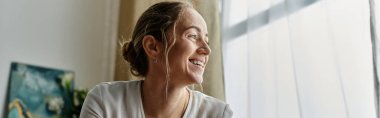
188 75 204 84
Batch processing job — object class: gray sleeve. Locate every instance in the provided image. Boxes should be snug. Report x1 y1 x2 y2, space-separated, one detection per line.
223 104 233 118
79 85 105 118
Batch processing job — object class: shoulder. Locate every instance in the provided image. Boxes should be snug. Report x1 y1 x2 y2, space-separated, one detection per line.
80 80 143 118
84 79 142 102
91 80 142 92
192 91 226 107
88 80 142 101
189 90 233 118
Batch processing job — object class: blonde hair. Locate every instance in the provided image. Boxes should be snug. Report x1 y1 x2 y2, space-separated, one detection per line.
122 1 193 99
122 1 192 76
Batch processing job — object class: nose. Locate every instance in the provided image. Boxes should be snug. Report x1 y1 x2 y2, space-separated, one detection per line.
197 40 211 55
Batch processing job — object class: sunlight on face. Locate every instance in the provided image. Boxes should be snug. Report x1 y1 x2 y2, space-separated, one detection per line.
168 8 211 84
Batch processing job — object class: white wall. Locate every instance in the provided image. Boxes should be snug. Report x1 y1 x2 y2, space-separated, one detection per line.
0 0 119 116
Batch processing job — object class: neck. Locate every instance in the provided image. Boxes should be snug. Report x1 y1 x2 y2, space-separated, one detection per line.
141 75 190 118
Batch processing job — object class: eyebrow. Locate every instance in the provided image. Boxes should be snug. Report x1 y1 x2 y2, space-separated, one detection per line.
185 26 208 37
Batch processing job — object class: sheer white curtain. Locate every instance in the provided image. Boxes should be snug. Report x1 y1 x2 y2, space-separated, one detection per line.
371 0 380 116
222 0 377 118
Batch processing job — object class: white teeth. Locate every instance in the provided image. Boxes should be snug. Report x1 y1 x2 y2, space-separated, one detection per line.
190 60 204 67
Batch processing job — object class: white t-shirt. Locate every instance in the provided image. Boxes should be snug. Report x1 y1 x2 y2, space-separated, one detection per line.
79 80 233 118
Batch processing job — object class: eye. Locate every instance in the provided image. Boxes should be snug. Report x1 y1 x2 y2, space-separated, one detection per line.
186 33 198 39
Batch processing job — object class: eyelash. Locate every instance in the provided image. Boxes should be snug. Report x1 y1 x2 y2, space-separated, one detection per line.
187 34 210 46
187 34 198 39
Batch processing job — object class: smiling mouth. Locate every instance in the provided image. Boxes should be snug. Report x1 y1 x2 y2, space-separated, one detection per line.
189 59 205 68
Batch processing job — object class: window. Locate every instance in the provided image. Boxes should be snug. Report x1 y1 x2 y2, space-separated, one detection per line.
222 0 377 117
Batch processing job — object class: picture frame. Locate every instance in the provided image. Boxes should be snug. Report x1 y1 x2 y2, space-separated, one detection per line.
4 62 74 118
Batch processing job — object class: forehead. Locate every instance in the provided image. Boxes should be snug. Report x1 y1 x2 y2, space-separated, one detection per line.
176 8 207 33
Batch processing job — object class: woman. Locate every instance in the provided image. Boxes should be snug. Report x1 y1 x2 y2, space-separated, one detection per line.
80 1 232 118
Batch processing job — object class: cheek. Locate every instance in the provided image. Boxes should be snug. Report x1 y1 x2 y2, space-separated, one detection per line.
171 41 195 56
168 43 195 65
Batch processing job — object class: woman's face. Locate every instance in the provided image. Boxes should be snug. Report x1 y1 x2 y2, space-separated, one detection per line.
166 8 211 84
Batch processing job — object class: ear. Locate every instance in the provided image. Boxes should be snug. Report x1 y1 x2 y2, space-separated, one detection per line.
142 35 161 58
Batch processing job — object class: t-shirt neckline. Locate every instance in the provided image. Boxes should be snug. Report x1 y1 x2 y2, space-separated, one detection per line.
137 80 193 118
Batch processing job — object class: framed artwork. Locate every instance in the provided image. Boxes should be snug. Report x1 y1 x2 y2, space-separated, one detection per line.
5 62 74 118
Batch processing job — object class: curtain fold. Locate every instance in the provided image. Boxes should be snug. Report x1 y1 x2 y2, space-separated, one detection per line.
370 0 380 116
114 0 225 100
223 0 377 117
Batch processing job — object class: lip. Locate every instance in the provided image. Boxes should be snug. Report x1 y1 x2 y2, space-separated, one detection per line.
188 57 206 68
188 61 205 72
189 57 205 63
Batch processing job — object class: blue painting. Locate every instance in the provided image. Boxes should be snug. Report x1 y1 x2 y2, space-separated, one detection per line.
6 62 74 118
